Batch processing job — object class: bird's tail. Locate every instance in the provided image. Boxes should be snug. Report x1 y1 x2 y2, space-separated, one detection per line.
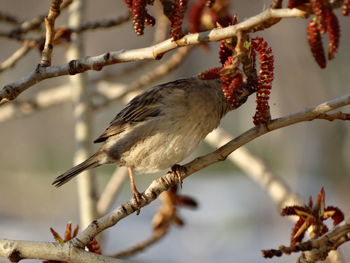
52 154 100 187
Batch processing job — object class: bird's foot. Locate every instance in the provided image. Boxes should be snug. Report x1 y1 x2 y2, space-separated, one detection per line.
132 189 144 215
171 164 186 188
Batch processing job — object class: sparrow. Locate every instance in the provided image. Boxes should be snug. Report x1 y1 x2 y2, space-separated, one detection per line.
53 77 237 203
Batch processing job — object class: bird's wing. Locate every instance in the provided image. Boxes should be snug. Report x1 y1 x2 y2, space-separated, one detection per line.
93 80 182 143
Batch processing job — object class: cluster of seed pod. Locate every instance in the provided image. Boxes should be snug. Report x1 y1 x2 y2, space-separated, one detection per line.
199 32 274 126
124 0 217 40
251 37 274 125
288 0 348 68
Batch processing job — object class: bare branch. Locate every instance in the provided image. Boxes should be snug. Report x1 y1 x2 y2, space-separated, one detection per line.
5 0 72 37
113 228 167 258
0 7 307 104
71 12 131 33
40 0 63 67
97 168 128 216
0 11 22 24
315 112 350 121
0 239 129 263
0 84 71 123
70 92 350 248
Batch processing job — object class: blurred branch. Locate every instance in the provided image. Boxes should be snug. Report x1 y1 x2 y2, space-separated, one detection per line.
70 92 350 248
0 41 34 73
205 128 303 209
315 112 350 121
97 167 128 216
152 1 169 44
4 0 72 37
0 11 22 24
0 84 71 123
67 0 98 229
0 13 131 43
112 186 194 258
40 0 62 67
0 239 129 263
0 7 307 104
71 12 130 33
113 228 167 258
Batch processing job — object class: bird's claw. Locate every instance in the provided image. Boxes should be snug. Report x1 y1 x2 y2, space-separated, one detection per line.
171 164 186 188
132 190 144 215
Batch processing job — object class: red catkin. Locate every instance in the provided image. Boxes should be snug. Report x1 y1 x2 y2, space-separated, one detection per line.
307 18 326 68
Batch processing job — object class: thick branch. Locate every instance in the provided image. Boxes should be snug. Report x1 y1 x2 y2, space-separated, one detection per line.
0 239 128 263
70 93 350 248
0 7 306 104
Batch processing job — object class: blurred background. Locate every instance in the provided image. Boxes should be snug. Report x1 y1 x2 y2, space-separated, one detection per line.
0 0 350 262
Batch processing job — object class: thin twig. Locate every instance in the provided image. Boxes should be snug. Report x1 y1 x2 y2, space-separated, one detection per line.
0 11 22 24
0 41 34 73
113 228 167 258
0 7 307 104
67 0 97 229
315 112 350 121
40 0 63 67
0 84 71 123
7 0 72 37
72 13 131 33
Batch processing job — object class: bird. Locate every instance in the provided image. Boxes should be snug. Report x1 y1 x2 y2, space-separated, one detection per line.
52 77 234 203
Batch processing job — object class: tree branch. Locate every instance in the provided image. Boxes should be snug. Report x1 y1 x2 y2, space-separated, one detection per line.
0 7 307 104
